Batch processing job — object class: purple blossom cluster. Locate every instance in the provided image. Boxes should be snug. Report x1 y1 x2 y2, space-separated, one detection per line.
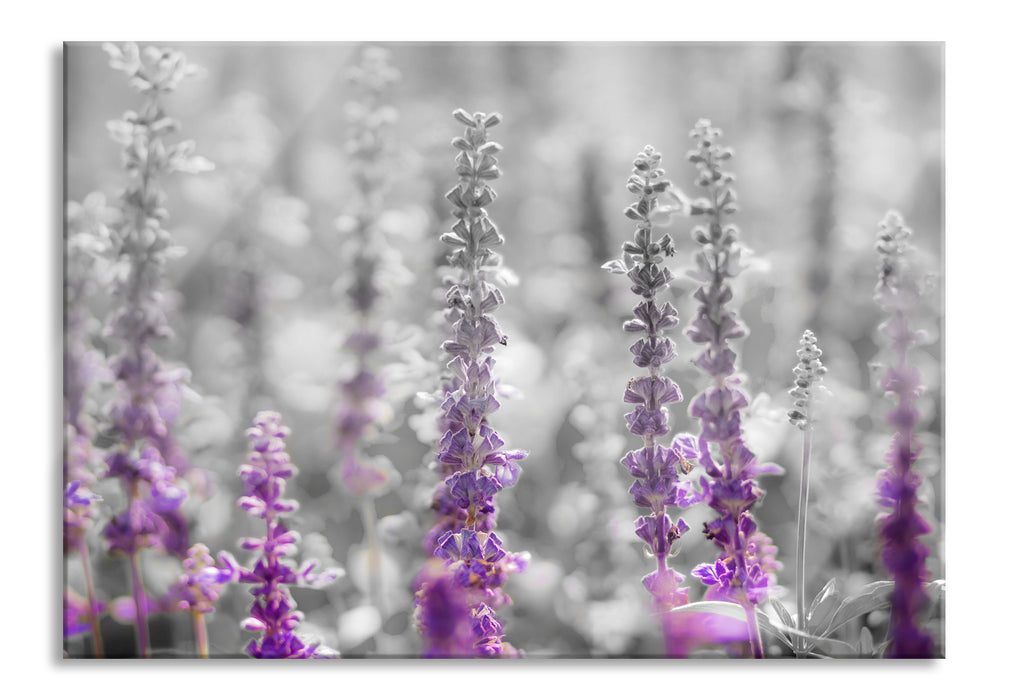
873 212 934 658
415 109 528 658
206 411 343 658
167 543 226 615
413 561 478 657
64 586 107 641
680 120 782 657
604 146 700 654
63 481 104 650
64 387 101 557
102 447 188 557
165 543 226 657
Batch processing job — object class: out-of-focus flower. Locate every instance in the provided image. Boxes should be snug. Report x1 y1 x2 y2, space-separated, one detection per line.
95 44 215 657
100 41 211 558
414 560 478 657
872 211 935 658
332 47 404 500
64 588 107 639
167 543 225 615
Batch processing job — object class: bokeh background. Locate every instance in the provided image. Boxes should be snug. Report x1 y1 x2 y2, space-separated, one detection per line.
64 41 943 657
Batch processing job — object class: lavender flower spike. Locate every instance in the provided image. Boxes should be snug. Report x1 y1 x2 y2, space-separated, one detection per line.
603 145 699 656
682 120 782 658
99 43 213 657
873 212 935 658
206 411 344 658
64 191 117 657
415 109 529 658
332 48 402 628
788 330 827 657
334 46 402 496
166 543 226 657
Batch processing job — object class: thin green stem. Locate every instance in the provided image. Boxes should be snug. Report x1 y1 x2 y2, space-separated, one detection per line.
192 610 209 658
744 601 764 659
77 541 104 658
361 495 386 619
129 551 149 658
796 420 813 657
727 514 764 659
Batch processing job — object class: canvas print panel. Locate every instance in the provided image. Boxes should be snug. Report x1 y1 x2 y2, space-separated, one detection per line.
63 41 943 658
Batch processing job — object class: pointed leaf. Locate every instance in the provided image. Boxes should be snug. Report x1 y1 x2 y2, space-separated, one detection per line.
820 580 894 637
807 577 837 620
769 598 795 648
808 589 845 637
760 612 858 658
857 626 875 657
602 259 628 275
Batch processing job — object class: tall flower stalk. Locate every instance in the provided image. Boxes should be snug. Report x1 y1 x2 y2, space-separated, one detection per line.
873 211 935 658
603 145 699 656
64 195 117 656
682 120 782 659
787 329 827 657
414 109 529 658
206 411 343 658
99 42 212 657
333 46 402 623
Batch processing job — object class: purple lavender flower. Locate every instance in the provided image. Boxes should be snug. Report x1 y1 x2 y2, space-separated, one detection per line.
166 543 226 657
64 588 107 640
414 560 478 657
680 120 782 658
97 42 213 657
873 211 935 658
206 411 343 658
603 146 700 656
333 47 403 497
330 48 406 636
63 479 105 655
64 433 100 555
415 109 528 658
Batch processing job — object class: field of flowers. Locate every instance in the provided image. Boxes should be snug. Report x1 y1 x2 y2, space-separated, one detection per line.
62 41 943 659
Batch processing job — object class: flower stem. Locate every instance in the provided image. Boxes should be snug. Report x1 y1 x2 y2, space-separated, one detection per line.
129 551 149 658
730 517 764 659
654 555 683 658
77 541 104 658
360 494 387 650
192 610 208 658
744 601 764 659
795 418 813 658
660 609 685 658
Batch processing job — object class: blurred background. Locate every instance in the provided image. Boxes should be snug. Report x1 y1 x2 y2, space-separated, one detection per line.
64 42 943 657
